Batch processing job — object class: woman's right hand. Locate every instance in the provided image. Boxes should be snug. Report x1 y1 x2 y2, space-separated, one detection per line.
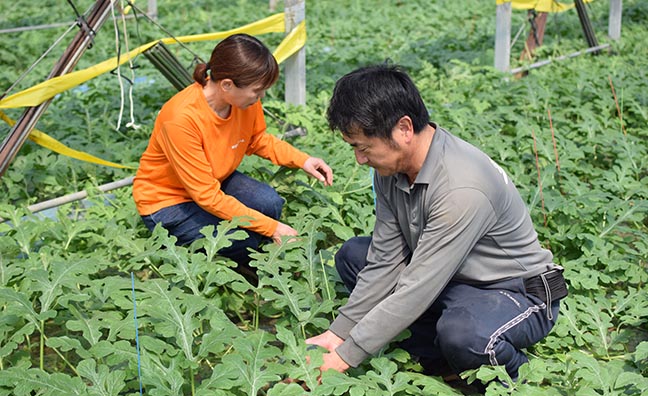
272 222 298 245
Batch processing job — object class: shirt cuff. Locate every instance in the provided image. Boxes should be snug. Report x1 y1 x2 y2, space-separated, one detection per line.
335 336 370 368
329 313 356 340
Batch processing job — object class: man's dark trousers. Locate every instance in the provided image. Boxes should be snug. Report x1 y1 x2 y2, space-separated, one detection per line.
335 236 560 379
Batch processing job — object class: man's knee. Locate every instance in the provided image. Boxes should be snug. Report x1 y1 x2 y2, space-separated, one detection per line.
436 310 491 372
334 236 371 292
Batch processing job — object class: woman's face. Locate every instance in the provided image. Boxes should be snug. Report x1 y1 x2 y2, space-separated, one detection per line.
227 81 267 109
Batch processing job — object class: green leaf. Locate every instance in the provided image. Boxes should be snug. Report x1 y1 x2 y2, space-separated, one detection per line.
137 279 208 362
275 325 322 390
314 370 368 396
28 257 95 314
615 371 648 393
361 357 419 395
0 367 87 396
267 381 309 396
0 287 40 329
220 331 282 396
410 373 463 395
196 308 242 359
77 359 127 396
46 336 92 360
635 341 648 362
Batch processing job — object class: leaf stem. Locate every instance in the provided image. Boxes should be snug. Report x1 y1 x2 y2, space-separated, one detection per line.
190 365 195 396
40 319 44 371
319 251 336 321
42 334 80 377
254 291 260 331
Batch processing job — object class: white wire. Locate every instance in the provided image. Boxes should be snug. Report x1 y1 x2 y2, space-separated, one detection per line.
511 20 527 49
110 0 125 130
1 22 77 99
120 0 140 130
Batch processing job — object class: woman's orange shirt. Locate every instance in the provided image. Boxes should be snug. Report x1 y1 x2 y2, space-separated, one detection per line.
133 82 309 237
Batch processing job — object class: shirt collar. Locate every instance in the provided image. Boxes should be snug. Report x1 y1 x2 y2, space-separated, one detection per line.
394 122 443 190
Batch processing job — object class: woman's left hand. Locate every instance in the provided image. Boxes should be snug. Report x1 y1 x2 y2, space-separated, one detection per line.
302 157 333 186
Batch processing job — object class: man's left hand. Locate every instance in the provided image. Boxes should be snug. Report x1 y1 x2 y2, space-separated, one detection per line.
320 350 350 374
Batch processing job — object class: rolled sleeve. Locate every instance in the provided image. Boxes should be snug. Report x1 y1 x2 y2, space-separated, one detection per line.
336 336 370 368
329 313 356 340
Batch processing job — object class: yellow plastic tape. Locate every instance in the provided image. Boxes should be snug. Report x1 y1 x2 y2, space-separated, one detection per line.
273 21 306 64
0 110 135 169
0 13 287 109
495 0 592 13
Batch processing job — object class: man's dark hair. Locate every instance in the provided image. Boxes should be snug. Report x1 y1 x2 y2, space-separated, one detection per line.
327 64 429 140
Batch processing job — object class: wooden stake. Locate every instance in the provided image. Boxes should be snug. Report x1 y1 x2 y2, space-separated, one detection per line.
608 75 627 136
547 108 561 172
531 128 547 227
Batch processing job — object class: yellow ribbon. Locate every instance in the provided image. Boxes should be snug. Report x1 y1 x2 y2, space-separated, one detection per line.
0 13 290 109
0 110 135 169
274 20 306 64
495 0 592 13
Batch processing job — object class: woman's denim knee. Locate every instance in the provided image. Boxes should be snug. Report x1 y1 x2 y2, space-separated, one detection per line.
221 171 284 220
262 188 284 220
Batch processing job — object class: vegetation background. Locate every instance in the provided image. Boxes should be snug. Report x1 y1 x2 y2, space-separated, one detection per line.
0 0 646 395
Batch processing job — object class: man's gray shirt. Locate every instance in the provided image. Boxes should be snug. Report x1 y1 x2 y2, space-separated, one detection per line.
330 125 557 367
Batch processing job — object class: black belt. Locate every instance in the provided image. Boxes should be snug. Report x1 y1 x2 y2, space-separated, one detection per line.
524 269 568 320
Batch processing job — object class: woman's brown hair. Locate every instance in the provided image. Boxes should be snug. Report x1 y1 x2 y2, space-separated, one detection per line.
193 33 279 89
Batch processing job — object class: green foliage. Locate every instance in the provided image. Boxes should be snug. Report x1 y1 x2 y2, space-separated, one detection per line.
1 0 647 395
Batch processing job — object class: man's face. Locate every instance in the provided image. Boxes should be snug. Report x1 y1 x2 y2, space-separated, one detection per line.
342 129 405 176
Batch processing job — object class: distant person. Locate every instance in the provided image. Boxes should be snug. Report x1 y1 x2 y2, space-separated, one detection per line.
306 65 567 386
133 34 333 271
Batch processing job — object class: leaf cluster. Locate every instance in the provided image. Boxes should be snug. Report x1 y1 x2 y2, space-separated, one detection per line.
1 0 647 395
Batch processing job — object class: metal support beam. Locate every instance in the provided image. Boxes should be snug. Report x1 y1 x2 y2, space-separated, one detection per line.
494 2 512 72
284 0 306 106
0 0 116 177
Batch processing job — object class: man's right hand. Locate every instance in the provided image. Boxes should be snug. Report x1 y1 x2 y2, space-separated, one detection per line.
306 330 344 352
272 221 298 245
306 331 349 374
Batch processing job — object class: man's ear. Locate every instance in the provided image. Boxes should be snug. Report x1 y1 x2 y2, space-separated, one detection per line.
396 115 415 143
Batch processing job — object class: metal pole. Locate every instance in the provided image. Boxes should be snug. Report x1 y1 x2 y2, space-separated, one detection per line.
608 0 622 40
494 2 512 72
25 176 134 214
0 176 134 223
509 43 610 75
147 0 158 19
284 0 306 106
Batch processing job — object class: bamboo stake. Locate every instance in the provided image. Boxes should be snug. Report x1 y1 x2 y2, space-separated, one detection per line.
547 108 561 172
608 75 627 136
531 128 547 227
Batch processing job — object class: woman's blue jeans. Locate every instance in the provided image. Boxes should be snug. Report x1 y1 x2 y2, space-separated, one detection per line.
141 171 284 266
335 236 560 379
